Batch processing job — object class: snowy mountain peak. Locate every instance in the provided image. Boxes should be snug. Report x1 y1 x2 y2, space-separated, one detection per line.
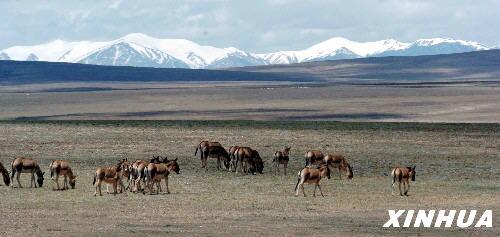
413 38 488 50
0 34 493 69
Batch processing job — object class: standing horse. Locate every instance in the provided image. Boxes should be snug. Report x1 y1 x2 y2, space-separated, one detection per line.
304 150 324 167
10 157 45 188
145 158 180 194
93 160 127 196
273 147 291 175
295 165 331 197
49 160 77 190
323 154 353 179
391 166 416 196
0 161 10 186
128 156 161 192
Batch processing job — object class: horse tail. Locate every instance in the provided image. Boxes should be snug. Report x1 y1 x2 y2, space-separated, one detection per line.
294 170 301 192
92 173 96 185
391 168 396 186
10 161 16 179
49 160 55 178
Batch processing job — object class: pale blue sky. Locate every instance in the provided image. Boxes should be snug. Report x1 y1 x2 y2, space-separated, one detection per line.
1 0 499 52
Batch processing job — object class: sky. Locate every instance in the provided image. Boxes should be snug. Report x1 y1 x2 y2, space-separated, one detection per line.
1 0 499 52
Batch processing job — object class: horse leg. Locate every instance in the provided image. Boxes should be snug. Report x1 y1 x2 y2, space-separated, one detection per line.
318 183 325 197
301 183 306 197
391 180 396 195
313 184 317 197
338 167 342 180
55 175 61 190
165 176 170 194
112 182 118 195
284 163 288 176
404 181 409 196
16 172 22 188
94 180 98 196
398 182 403 196
96 180 102 196
217 157 220 170
63 175 68 190
31 171 35 188
119 179 127 196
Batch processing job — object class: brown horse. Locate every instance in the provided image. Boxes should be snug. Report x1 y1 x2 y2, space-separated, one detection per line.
145 158 180 194
0 161 10 186
323 154 353 179
295 165 331 197
93 160 127 196
128 156 161 193
304 150 324 167
10 157 45 188
117 158 130 193
273 147 291 175
49 160 77 190
201 145 230 170
391 166 416 196
195 140 221 160
234 147 263 174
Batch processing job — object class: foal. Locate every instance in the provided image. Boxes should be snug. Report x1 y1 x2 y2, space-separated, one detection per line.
295 165 331 197
273 147 291 175
391 166 416 196
49 160 77 190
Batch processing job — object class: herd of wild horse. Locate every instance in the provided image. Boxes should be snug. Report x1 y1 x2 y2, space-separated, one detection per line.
0 139 416 197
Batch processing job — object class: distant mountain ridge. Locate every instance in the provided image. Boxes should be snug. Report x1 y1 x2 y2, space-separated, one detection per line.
1 49 499 85
0 33 492 69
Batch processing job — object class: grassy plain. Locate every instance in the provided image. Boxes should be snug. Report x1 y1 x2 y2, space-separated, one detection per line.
0 121 498 236
0 82 499 123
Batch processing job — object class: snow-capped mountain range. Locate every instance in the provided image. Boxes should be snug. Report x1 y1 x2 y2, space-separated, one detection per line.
0 33 492 69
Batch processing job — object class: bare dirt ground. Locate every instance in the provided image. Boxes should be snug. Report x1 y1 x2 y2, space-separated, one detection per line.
0 121 498 236
0 82 499 123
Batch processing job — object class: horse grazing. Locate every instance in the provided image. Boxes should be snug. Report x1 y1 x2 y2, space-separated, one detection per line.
228 146 240 171
195 140 221 160
202 145 230 170
93 160 127 196
10 157 45 188
49 160 77 190
391 166 416 196
145 158 180 194
234 147 264 174
304 150 324 167
295 165 331 197
323 154 353 179
273 147 291 175
0 161 10 186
